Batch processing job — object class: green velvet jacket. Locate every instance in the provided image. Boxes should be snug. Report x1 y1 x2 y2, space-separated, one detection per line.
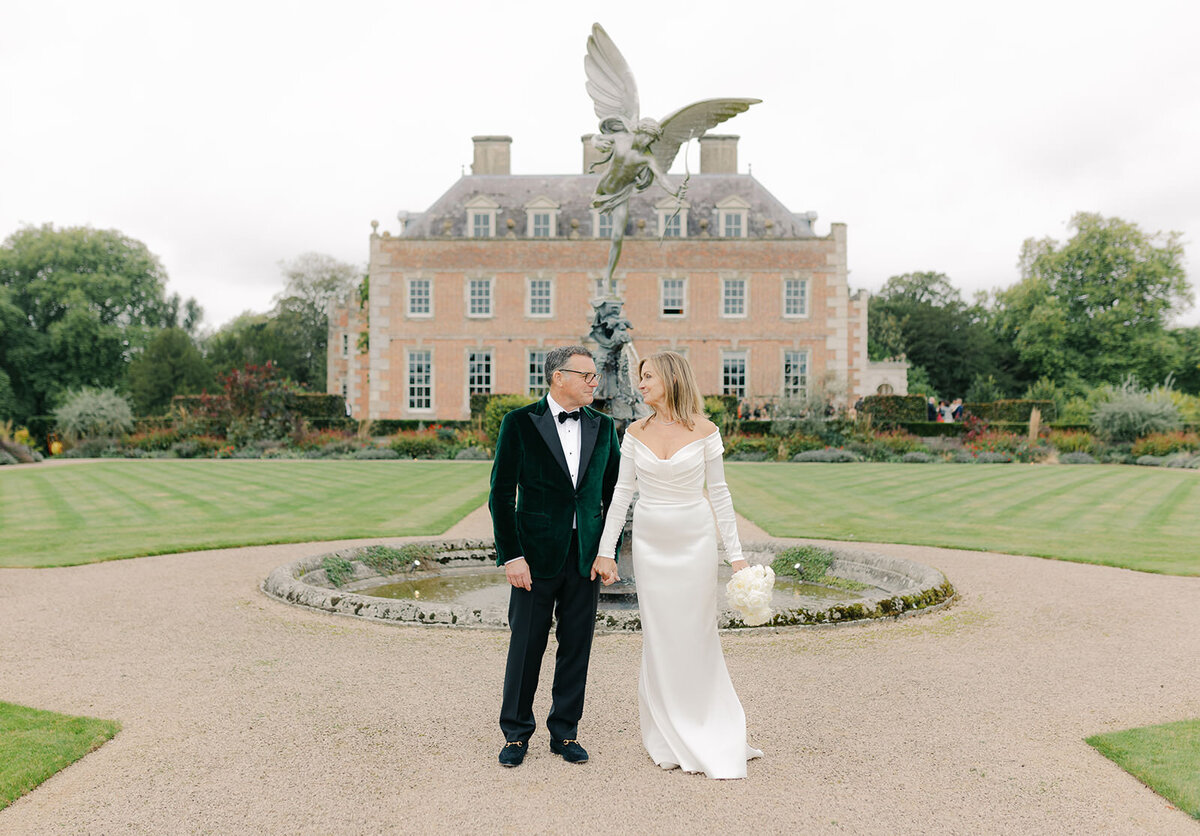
489 397 622 578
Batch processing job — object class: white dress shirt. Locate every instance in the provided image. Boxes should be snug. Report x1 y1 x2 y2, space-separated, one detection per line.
505 394 582 566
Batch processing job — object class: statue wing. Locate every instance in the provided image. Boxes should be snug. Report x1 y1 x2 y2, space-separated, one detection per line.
652 98 762 172
585 23 639 131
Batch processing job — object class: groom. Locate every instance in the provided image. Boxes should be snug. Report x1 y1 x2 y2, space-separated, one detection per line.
489 345 622 767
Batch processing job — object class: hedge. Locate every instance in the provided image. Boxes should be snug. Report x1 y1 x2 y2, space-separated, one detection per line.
962 399 1056 422
860 395 927 425
370 419 472 435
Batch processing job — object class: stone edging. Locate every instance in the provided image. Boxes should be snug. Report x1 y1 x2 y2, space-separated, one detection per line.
262 539 955 632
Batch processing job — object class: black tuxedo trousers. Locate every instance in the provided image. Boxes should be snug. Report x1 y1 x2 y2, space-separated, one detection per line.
500 530 599 743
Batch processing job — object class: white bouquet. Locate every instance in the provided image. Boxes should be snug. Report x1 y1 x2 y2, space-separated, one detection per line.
725 564 775 626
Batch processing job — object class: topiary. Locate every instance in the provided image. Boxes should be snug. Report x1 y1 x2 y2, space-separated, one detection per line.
483 394 537 444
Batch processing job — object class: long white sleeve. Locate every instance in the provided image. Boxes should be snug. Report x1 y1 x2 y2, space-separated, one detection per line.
597 434 637 560
704 432 743 563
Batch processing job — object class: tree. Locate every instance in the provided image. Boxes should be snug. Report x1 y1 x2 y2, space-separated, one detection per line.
271 253 360 389
868 272 1018 398
991 213 1191 387
1167 327 1200 395
128 328 214 414
0 224 202 421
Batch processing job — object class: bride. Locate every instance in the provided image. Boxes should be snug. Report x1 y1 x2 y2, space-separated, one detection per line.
596 351 762 779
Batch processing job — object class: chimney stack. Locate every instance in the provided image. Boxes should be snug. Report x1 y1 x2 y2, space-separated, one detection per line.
581 134 607 173
699 134 739 174
471 136 512 175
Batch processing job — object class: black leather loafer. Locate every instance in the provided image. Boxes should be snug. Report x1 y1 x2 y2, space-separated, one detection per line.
549 738 588 763
499 740 527 767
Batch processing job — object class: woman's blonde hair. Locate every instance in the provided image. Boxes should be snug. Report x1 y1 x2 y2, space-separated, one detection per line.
639 351 705 430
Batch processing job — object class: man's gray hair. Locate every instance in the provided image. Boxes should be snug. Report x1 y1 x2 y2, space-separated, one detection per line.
544 345 594 386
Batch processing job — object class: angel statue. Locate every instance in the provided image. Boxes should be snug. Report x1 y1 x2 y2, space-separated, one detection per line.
585 23 761 295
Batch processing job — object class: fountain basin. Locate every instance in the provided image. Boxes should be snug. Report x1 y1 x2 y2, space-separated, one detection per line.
263 538 954 631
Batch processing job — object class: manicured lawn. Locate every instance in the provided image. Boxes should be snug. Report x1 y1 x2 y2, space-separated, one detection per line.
0 460 491 568
3 460 1197 575
0 701 120 810
1087 719 1200 819
725 463 1200 576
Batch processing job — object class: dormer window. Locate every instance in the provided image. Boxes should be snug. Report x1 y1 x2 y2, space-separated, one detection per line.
715 195 751 239
524 196 559 238
656 197 688 239
464 194 499 238
592 210 614 239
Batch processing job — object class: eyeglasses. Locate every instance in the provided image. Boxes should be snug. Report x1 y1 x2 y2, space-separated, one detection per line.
559 368 602 385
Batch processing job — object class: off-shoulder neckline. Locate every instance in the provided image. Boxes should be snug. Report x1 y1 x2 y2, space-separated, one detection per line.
625 430 720 462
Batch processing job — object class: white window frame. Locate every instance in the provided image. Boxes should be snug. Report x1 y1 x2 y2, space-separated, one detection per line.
467 349 493 395
466 276 494 318
524 196 559 238
721 351 748 398
655 197 688 239
721 276 748 319
464 195 499 238
526 276 554 318
783 276 810 319
406 348 434 413
660 277 687 318
783 349 809 399
527 348 548 395
592 209 614 239
407 277 433 318
715 195 751 239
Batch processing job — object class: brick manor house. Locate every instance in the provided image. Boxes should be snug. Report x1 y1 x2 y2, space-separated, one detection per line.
328 134 907 420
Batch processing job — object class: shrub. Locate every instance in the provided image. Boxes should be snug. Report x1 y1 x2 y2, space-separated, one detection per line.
54 387 134 442
171 436 223 458
966 431 1023 454
727 451 770 462
354 447 400 459
1059 452 1098 465
963 399 1056 423
948 450 976 463
1135 455 1165 467
770 545 836 581
1048 430 1100 455
1092 384 1181 443
974 451 1014 463
791 448 863 463
859 394 927 426
1131 431 1200 457
483 394 537 443
723 435 776 460
390 431 449 459
455 446 490 460
0 449 17 466
783 433 825 457
870 429 926 454
901 451 937 463
845 440 898 462
122 427 182 451
1164 453 1194 468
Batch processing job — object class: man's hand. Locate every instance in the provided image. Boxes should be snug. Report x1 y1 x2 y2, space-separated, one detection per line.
590 556 619 586
505 559 532 591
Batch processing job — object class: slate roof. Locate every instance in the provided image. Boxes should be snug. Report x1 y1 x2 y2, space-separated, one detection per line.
400 173 817 239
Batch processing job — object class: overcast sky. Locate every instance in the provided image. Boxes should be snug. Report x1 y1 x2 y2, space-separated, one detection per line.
3 0 1198 330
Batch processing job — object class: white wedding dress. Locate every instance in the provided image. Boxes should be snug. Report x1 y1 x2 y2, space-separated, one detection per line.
597 429 762 779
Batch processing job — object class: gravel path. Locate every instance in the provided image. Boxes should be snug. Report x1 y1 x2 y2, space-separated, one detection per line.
1 506 1198 835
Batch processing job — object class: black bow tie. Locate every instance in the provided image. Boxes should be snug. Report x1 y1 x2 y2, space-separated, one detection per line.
558 410 582 423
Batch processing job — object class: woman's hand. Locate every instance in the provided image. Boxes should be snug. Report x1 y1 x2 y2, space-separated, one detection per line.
730 559 749 573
